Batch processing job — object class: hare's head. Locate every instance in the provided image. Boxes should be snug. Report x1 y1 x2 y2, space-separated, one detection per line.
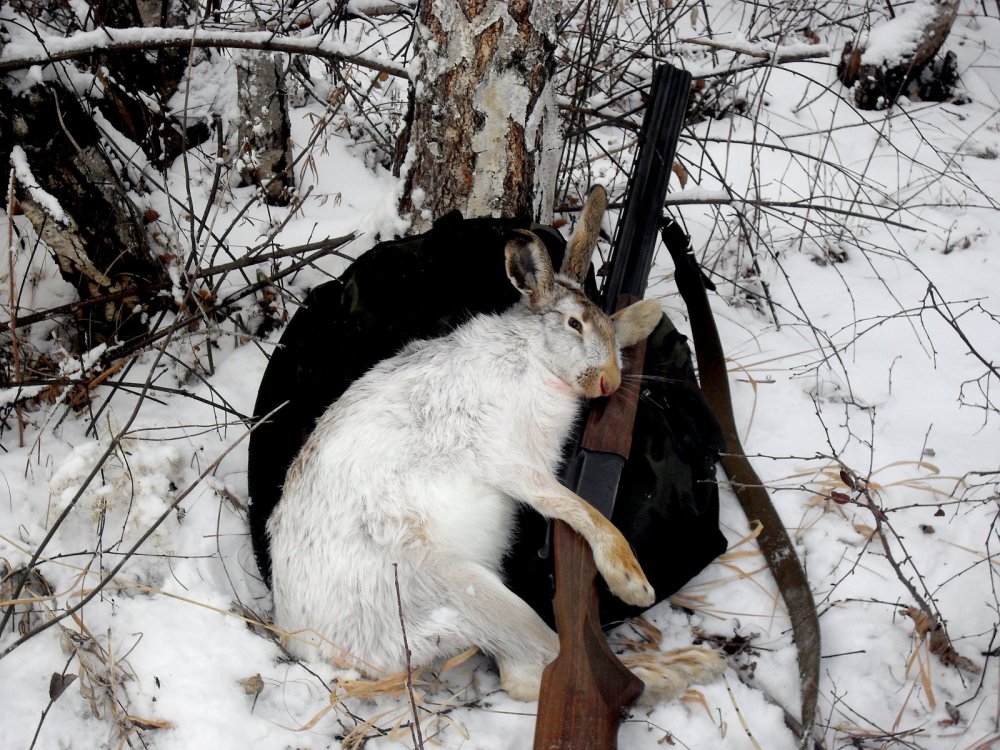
504 186 661 399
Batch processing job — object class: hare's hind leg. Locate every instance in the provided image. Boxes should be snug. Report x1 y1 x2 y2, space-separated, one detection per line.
622 647 726 703
421 559 558 701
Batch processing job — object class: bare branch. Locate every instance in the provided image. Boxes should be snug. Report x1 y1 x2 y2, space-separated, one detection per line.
0 26 409 79
678 35 831 63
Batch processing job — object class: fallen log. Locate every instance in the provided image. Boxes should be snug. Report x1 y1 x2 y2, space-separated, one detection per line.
839 0 959 110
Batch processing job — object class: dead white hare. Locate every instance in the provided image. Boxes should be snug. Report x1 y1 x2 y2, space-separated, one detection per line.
267 188 724 701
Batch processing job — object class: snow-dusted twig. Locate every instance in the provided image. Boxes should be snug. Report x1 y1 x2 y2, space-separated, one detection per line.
0 26 409 78
678 35 831 62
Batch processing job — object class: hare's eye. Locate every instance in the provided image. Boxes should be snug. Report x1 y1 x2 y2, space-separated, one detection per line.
567 317 583 333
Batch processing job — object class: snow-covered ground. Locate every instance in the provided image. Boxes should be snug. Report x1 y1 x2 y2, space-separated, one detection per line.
1 3 999 749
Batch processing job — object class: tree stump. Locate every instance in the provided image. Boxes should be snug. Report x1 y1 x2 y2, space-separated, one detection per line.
839 0 960 110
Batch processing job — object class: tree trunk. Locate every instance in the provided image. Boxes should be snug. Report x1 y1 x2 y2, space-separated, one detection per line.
839 0 960 110
0 84 165 345
237 50 295 206
0 1 214 348
89 0 209 168
399 0 560 231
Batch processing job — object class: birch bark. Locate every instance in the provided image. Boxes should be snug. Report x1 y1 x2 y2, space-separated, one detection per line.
399 0 561 231
237 50 295 206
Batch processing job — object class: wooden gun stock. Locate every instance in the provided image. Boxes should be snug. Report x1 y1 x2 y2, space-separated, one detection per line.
532 520 642 750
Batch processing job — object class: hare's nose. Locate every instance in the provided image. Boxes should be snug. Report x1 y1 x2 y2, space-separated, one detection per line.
599 367 621 397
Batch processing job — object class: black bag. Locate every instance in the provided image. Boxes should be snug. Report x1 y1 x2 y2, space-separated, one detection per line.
247 212 726 627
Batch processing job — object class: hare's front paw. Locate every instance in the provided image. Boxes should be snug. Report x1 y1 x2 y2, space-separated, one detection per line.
594 535 655 607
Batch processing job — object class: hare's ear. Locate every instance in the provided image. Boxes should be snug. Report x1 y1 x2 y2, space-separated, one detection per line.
561 185 607 283
505 230 555 309
612 299 662 348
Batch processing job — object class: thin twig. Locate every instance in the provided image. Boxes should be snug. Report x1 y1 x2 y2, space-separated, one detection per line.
0 232 357 334
392 562 425 750
5 168 25 446
27 651 76 750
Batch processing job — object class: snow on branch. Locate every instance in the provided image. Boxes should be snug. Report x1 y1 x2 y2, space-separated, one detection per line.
678 35 831 64
0 26 409 79
9 146 67 224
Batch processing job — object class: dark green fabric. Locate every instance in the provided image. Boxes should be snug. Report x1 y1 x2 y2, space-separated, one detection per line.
248 212 726 627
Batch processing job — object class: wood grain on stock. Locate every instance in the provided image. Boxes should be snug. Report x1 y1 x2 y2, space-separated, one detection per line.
533 294 649 749
532 522 643 750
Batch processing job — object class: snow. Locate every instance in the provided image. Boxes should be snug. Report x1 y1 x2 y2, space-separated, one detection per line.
0 384 47 406
1 3 999 750
9 146 68 224
860 1 941 67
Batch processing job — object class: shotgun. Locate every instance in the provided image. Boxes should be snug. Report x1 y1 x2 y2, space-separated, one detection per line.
533 64 692 750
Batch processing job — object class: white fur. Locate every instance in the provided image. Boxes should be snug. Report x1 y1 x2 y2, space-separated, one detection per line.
268 193 723 700
270 307 587 675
